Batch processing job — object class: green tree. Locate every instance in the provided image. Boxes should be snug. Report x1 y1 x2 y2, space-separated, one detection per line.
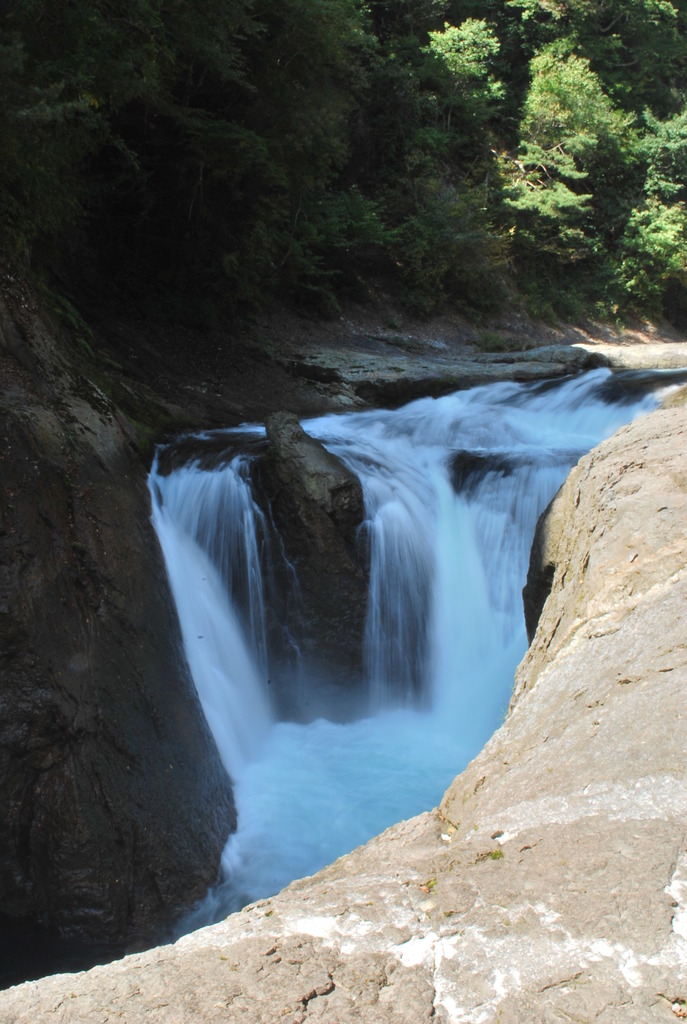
618 107 687 313
1 0 370 313
642 107 687 202
3 0 686 325
400 179 507 313
0 28 99 259
620 198 687 310
426 19 503 133
368 0 449 41
505 0 684 115
504 47 638 310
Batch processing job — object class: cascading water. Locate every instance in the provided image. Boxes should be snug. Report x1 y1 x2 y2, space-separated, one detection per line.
149 454 272 778
149 367 675 929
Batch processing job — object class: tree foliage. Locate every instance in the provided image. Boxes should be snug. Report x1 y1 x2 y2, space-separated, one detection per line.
426 19 503 133
1 0 687 323
504 48 639 306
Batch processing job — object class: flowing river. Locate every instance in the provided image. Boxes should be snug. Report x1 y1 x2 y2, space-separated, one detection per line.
148 368 672 931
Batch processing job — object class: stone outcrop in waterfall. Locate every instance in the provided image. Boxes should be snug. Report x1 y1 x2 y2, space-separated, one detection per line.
265 412 364 538
6 393 686 1018
256 411 368 700
0 282 235 949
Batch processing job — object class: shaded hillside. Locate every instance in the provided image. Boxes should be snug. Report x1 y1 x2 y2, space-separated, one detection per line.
1 0 686 332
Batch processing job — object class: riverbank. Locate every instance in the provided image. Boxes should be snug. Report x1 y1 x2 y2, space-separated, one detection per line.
78 286 687 430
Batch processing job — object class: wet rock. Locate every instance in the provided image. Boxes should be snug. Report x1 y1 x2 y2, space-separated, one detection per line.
521 485 568 643
451 450 515 498
280 340 609 410
257 412 367 704
0 289 235 946
265 412 364 539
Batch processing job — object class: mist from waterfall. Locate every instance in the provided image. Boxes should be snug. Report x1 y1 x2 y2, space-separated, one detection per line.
149 368 667 927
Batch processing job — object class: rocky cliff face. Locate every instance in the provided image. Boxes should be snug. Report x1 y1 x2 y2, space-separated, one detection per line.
5 388 686 1018
0 279 235 947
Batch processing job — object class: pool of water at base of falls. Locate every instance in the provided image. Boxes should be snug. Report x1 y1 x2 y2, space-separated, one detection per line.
149 367 683 936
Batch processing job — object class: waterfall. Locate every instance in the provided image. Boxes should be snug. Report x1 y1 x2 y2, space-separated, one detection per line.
150 446 272 779
149 367 671 926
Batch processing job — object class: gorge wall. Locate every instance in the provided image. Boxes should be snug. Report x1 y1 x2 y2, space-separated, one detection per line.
4 381 686 1018
0 279 236 947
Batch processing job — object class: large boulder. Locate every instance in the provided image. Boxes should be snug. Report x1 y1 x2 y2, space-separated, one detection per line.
256 412 367 709
0 281 235 950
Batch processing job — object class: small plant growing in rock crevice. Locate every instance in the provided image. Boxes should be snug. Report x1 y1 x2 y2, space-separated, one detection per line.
475 848 504 863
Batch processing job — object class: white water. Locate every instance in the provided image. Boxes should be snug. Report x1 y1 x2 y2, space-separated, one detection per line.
149 368 664 923
149 459 272 778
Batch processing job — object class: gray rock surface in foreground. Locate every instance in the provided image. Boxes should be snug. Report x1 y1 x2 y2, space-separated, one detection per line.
4 403 687 1022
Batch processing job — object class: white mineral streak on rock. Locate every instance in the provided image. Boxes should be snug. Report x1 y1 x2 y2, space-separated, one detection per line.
396 934 439 968
3 400 687 1024
668 856 687 943
482 776 687 839
288 915 339 941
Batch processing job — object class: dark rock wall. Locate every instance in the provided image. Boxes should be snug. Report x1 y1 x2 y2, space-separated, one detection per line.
0 282 235 942
521 493 560 645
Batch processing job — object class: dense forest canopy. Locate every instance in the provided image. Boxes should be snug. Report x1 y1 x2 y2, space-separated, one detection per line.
1 0 686 324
